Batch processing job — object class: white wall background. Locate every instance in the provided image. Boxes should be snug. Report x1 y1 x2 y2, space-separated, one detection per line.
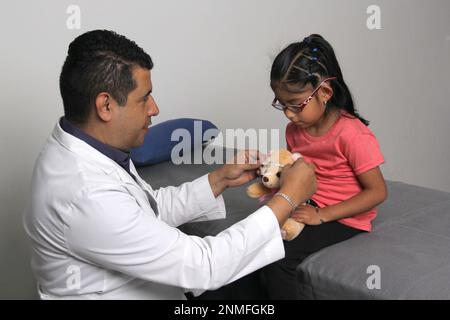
0 0 449 299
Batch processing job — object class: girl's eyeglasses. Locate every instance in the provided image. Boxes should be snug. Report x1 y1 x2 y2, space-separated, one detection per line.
271 77 337 114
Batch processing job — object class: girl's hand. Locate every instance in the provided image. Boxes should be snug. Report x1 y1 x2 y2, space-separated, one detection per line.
291 204 323 225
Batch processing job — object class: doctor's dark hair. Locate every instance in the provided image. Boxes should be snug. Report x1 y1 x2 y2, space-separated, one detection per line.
270 34 369 125
60 30 153 124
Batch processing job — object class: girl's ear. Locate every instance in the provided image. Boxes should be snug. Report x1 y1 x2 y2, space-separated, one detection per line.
320 83 334 104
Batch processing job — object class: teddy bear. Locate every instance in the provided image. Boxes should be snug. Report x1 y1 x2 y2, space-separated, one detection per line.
246 149 305 241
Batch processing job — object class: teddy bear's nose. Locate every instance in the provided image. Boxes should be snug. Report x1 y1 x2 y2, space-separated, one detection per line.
263 176 269 183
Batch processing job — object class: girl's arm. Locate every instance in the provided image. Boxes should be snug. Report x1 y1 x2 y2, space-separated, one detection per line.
292 166 387 225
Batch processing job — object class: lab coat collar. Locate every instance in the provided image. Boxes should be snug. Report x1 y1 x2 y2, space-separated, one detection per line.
52 119 159 214
52 118 132 179
59 117 131 174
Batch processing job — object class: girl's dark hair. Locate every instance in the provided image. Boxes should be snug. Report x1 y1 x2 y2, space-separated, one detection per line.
270 34 369 126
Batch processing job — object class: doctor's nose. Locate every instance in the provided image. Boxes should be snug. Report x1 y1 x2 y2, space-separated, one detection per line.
147 96 160 117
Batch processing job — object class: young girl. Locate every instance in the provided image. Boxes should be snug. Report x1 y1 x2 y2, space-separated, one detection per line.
260 34 387 299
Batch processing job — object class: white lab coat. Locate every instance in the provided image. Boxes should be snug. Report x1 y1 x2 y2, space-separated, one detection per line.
23 121 285 299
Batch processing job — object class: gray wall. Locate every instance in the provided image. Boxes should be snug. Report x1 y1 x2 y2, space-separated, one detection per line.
0 0 449 299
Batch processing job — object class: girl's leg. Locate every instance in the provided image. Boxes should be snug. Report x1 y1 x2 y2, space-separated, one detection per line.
261 221 363 299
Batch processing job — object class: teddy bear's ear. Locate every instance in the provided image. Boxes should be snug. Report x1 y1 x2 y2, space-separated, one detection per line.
278 149 295 165
246 182 272 198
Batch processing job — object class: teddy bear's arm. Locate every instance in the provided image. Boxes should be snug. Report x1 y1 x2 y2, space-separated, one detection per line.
246 182 272 198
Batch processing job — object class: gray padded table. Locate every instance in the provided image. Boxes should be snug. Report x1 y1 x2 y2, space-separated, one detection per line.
137 160 450 299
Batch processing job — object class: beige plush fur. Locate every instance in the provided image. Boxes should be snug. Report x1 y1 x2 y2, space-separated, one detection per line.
246 149 305 241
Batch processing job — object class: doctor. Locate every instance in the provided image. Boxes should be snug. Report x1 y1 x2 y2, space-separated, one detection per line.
23 30 316 299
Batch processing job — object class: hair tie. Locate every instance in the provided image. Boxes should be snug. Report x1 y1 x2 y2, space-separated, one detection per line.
303 36 312 44
311 47 319 61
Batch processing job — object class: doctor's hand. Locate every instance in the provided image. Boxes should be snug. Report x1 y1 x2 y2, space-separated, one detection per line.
278 158 316 205
208 150 261 197
267 158 317 227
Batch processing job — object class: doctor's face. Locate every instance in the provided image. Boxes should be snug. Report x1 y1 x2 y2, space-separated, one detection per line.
114 67 159 151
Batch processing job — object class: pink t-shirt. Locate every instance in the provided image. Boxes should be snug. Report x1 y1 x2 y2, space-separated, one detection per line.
286 111 385 232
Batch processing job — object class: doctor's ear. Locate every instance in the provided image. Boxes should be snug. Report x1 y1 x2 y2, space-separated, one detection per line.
95 92 114 122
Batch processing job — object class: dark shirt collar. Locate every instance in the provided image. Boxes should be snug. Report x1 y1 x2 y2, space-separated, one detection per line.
60 117 131 174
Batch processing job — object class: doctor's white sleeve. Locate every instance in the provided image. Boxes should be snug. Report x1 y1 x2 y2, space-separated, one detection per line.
139 174 227 227
65 188 285 292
